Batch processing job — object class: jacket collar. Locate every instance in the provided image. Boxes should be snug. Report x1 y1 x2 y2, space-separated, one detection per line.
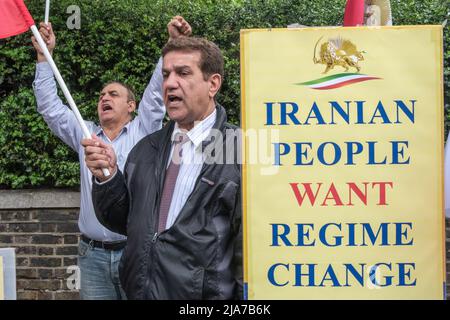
202 104 227 149
171 109 217 150
152 104 230 201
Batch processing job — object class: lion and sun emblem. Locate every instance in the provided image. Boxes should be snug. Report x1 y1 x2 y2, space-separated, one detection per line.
313 36 365 74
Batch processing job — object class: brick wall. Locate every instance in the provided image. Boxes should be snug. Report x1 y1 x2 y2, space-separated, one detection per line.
0 190 80 300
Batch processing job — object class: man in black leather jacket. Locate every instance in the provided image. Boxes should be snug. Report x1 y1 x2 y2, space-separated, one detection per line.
82 36 242 299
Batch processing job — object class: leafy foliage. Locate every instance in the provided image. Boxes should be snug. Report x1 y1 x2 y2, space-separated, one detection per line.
0 0 448 188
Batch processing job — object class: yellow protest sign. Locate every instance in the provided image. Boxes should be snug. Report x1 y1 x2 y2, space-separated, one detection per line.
241 26 445 299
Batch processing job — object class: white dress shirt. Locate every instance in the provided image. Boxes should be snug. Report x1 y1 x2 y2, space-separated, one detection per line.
33 59 165 241
163 109 217 230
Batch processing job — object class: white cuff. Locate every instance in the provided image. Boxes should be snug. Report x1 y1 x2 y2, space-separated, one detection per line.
94 169 117 185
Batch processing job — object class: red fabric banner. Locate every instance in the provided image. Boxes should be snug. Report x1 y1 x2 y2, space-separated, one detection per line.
0 0 34 39
343 0 365 26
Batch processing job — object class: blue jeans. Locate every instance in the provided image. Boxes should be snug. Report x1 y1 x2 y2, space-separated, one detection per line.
77 239 126 300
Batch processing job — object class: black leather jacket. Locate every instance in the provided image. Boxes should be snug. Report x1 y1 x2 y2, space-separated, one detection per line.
92 105 243 299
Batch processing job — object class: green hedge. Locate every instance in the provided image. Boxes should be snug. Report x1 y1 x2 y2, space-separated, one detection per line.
0 0 448 188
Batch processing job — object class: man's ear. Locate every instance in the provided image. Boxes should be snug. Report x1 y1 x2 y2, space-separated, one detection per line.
208 73 222 99
128 100 137 113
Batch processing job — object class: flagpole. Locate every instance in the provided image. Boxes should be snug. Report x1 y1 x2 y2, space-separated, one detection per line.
30 25 110 177
44 0 50 24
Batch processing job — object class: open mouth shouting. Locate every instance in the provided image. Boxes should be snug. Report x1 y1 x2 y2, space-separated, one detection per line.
166 94 183 106
101 103 113 112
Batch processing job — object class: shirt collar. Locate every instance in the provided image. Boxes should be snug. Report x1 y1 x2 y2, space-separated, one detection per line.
95 125 103 136
171 109 217 149
96 122 131 140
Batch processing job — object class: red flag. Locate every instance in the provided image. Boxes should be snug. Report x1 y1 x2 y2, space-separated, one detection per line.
0 0 34 39
343 0 365 26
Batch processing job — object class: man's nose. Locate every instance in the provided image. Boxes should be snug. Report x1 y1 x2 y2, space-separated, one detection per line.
100 94 110 103
164 73 179 89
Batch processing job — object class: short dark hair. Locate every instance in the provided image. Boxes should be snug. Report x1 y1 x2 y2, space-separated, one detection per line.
102 81 136 102
162 37 224 81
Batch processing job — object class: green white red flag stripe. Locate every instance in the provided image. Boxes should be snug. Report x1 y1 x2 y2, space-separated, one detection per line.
297 73 381 90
